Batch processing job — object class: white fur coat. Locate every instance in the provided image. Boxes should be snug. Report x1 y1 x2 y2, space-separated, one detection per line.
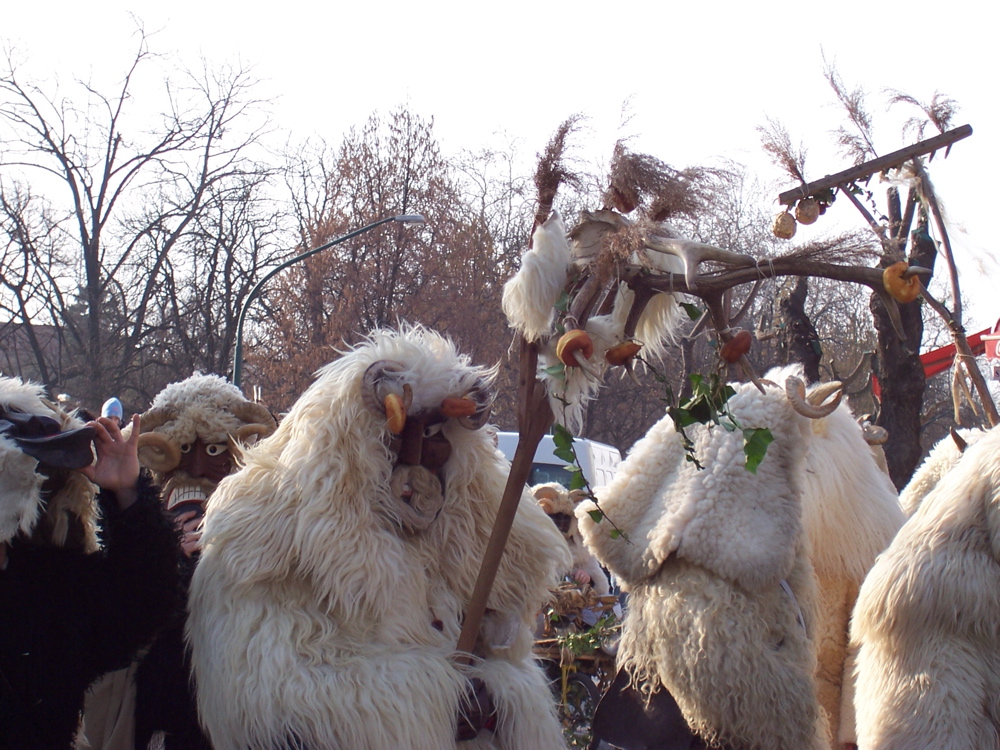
187 327 570 750
851 424 1000 749
577 378 829 750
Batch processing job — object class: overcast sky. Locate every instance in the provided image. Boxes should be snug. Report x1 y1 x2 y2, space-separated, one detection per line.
6 1 997 332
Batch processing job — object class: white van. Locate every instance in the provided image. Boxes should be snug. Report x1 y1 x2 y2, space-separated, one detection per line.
495 431 622 490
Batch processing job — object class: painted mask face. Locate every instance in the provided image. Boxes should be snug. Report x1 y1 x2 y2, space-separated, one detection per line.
134 374 278 520
161 438 234 518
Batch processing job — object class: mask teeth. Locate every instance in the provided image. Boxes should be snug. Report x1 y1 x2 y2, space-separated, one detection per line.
166 485 209 512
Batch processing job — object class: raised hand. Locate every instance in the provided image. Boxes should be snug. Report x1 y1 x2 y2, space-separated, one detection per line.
79 414 141 509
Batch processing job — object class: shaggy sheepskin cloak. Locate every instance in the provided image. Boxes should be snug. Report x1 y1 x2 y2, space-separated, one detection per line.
188 326 571 750
577 377 829 750
851 424 1000 749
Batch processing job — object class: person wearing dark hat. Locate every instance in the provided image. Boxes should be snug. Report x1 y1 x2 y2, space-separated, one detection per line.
0 375 181 750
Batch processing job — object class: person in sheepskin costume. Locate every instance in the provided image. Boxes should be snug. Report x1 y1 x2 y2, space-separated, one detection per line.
532 482 611 596
0 376 180 750
794 391 903 748
187 325 571 750
578 373 840 750
850 423 1000 750
80 374 277 750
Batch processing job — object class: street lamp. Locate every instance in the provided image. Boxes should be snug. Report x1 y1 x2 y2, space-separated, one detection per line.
231 214 426 388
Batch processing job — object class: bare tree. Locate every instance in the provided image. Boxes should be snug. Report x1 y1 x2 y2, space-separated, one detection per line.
246 107 483 408
758 66 981 487
0 30 275 407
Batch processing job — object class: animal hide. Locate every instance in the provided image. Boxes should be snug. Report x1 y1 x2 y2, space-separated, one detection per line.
188 325 570 750
577 377 829 750
851 424 1000 749
794 385 904 746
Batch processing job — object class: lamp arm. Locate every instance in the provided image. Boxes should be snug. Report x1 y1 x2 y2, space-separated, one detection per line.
231 215 402 387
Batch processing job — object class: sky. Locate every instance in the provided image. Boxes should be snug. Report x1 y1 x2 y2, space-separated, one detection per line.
5 1 998 334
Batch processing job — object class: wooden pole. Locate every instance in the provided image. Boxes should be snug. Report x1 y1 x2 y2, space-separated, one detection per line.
777 124 972 206
455 336 554 658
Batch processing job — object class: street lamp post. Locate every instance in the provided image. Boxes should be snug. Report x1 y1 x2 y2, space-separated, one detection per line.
231 214 426 388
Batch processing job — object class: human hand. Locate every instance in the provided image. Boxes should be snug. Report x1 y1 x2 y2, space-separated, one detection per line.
573 569 592 586
175 509 204 557
78 414 140 509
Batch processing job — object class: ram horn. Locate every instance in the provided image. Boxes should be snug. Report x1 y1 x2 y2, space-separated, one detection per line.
234 423 272 447
230 401 277 434
138 407 178 433
786 377 843 419
457 380 495 430
137 432 181 473
950 427 968 453
533 485 561 502
861 423 889 445
362 360 407 419
807 381 844 406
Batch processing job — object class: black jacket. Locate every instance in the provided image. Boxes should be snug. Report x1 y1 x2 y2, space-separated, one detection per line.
0 474 182 750
135 555 213 750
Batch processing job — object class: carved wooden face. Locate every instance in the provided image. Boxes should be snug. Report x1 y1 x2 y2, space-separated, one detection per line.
161 437 234 517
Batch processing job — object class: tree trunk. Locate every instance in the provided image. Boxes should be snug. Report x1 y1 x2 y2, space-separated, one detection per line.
871 214 936 490
777 276 822 383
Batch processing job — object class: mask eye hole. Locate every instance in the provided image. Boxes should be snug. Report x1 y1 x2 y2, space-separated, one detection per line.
205 443 228 457
180 443 192 454
423 423 443 439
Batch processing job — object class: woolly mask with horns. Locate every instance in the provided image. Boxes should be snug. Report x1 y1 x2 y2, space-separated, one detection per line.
130 374 276 515
0 376 100 550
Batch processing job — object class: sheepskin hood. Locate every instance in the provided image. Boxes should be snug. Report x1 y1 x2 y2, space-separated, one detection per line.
0 376 99 549
138 373 272 447
579 370 824 592
195 324 568 618
187 324 571 750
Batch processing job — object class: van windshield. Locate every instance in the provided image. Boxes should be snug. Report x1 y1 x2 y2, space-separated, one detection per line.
530 463 575 488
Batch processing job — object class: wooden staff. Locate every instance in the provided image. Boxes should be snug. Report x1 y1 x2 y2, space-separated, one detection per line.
456 335 553 658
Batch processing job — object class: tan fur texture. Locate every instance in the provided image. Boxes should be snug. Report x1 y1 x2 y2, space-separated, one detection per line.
532 482 610 595
851 424 1000 749
0 377 98 549
577 377 829 750
898 427 986 517
188 326 571 750
795 392 904 746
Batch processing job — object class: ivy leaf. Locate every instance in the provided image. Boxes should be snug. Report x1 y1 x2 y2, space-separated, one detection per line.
552 424 577 463
609 528 623 539
743 427 774 474
553 290 570 312
569 469 587 491
554 446 576 463
588 509 604 523
542 363 566 380
680 395 714 424
680 302 703 321
552 423 574 448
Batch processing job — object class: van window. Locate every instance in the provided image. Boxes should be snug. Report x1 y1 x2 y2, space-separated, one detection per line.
495 431 622 491
530 463 574 487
